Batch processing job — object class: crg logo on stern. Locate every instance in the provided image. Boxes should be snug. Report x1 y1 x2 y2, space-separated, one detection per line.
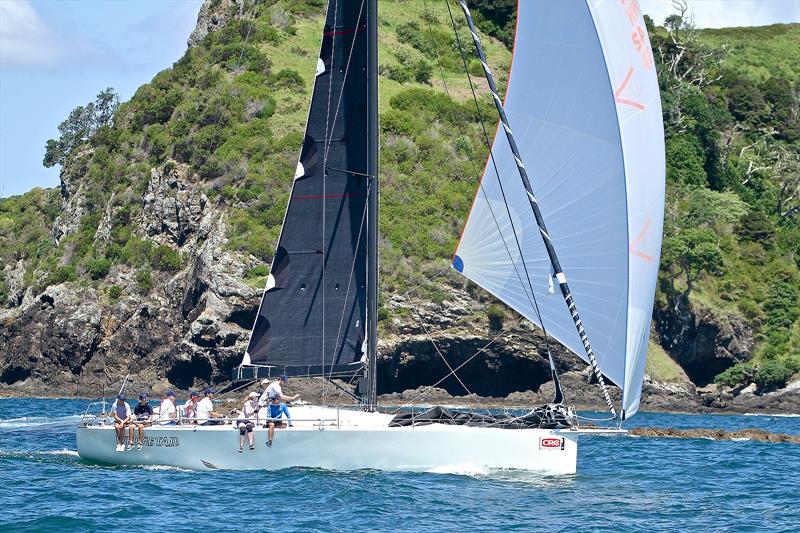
539 437 564 450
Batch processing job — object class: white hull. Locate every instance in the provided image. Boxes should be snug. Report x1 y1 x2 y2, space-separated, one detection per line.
77 405 578 474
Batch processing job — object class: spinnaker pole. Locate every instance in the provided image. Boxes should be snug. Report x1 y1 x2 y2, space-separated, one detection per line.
457 0 617 418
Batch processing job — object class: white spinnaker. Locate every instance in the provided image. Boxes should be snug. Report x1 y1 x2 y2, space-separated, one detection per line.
589 0 665 417
453 0 664 418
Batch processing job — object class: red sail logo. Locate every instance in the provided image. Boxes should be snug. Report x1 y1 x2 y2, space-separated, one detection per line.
540 438 562 449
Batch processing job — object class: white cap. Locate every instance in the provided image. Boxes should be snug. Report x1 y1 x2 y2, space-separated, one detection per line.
260 379 270 385
248 392 259 399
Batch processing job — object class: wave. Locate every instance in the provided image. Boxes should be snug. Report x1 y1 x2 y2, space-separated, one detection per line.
743 413 800 418
0 448 80 463
0 414 83 429
425 464 491 476
138 464 194 472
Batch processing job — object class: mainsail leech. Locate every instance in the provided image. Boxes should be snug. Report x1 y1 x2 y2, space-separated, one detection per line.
456 0 616 416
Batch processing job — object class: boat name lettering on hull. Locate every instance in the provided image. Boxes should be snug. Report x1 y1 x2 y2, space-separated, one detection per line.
123 436 180 447
540 437 564 450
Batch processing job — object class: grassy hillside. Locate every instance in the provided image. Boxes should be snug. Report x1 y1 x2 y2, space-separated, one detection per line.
699 24 800 83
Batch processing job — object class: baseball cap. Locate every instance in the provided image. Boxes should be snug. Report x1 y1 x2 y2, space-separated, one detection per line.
165 390 176 398
204 387 216 395
260 378 270 385
248 392 259 399
138 393 147 400
117 394 126 400
279 375 289 382
190 390 199 398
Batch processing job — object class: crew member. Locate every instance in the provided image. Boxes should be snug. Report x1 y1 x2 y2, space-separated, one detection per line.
131 393 153 449
113 394 132 452
196 388 225 425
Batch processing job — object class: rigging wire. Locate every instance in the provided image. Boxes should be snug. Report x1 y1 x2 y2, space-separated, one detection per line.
387 314 526 414
405 297 495 417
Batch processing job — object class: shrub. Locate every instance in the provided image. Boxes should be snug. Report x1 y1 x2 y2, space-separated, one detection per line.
87 258 112 280
487 304 505 331
108 285 123 302
134 269 153 292
245 265 269 278
413 60 433 84
468 58 485 77
714 363 754 388
269 69 304 90
151 245 182 272
50 265 77 285
754 360 792 392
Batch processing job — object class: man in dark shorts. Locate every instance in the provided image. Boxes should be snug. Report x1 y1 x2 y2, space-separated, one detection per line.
131 393 153 450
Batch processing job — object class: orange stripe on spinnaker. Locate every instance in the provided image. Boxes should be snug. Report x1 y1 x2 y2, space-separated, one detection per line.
629 218 653 262
614 66 645 110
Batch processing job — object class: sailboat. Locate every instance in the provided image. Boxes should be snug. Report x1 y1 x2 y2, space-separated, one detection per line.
77 0 664 474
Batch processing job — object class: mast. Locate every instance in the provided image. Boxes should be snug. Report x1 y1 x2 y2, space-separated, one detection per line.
365 0 379 411
457 1 616 417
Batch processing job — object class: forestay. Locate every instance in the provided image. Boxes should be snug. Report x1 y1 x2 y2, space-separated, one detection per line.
453 0 664 417
243 1 374 378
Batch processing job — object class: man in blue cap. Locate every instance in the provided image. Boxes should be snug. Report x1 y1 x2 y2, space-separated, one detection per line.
264 375 298 446
182 390 200 424
196 388 225 425
157 390 178 425
112 394 132 452
131 393 153 449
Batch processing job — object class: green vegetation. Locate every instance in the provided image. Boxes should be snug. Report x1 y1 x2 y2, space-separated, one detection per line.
108 285 123 302
486 304 505 331
646 341 687 383
0 1 797 390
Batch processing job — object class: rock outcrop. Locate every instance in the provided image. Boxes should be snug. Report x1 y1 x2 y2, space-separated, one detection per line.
655 299 754 386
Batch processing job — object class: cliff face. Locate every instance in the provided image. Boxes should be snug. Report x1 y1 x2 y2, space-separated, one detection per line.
1 161 259 395
0 1 796 412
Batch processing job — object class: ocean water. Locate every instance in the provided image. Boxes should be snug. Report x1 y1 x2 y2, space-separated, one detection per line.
1 398 798 532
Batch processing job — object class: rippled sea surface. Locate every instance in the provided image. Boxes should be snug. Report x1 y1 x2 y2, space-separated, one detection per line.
1 398 798 532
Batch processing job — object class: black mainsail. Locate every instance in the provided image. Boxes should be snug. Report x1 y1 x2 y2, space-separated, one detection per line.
240 0 378 384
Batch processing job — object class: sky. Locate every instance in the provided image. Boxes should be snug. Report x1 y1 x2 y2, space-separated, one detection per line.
1 0 799 199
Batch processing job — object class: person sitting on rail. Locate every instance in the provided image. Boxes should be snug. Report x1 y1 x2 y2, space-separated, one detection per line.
112 394 132 452
131 393 153 450
196 388 226 425
256 378 271 423
264 375 298 427
236 392 259 452
157 390 178 425
182 390 199 424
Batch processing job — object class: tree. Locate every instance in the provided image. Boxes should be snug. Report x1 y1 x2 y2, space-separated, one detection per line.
43 88 120 168
661 227 724 309
656 0 725 89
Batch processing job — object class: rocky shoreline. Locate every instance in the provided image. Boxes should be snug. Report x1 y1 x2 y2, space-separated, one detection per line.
3 372 798 416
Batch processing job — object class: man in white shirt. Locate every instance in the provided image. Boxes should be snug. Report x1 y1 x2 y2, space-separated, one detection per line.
256 379 270 425
196 388 225 425
265 375 298 427
158 390 178 425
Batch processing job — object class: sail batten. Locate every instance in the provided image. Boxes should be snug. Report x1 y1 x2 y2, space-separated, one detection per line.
454 1 664 418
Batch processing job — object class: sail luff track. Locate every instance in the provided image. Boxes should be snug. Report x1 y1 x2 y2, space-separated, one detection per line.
456 0 616 417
